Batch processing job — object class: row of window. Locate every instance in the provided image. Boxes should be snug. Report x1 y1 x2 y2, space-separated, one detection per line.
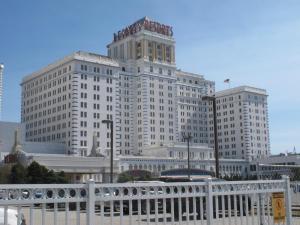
24 66 71 91
80 65 113 76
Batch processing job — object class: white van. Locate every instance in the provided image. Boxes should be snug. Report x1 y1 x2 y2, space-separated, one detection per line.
0 208 26 225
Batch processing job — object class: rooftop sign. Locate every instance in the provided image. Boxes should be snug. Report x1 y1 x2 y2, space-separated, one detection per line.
113 17 173 42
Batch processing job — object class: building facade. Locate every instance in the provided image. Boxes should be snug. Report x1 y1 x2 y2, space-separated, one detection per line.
107 17 178 155
249 153 300 179
119 143 248 178
0 121 22 153
215 86 270 161
20 18 214 158
176 70 214 145
20 18 270 169
107 17 214 156
21 52 120 157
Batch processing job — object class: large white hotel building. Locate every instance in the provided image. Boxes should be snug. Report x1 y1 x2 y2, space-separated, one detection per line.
21 53 120 156
215 86 270 161
20 17 269 163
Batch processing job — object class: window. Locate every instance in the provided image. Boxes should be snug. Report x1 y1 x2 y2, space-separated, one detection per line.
165 46 171 62
157 44 162 61
120 43 124 59
136 41 142 59
81 65 87 71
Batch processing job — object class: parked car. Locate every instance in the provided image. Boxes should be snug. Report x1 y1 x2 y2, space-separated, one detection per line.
94 188 119 212
160 177 251 220
121 181 164 214
0 190 6 199
0 208 26 225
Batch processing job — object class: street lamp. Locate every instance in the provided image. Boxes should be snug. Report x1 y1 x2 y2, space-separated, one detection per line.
102 119 113 183
182 133 192 180
202 95 220 178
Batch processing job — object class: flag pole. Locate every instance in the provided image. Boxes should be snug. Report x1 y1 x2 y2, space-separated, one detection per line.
224 78 231 89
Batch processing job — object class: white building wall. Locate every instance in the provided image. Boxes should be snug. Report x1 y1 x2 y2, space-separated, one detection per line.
20 19 269 168
21 52 120 157
21 61 74 153
0 121 21 153
117 71 137 155
107 19 178 155
215 86 270 161
176 71 215 145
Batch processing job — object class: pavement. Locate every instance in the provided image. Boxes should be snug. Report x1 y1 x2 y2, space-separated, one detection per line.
19 207 300 225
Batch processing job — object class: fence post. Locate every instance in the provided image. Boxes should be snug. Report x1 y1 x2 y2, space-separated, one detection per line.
258 192 264 225
87 179 95 225
206 178 213 225
282 175 292 225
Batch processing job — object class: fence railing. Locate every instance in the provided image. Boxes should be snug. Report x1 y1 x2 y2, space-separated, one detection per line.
0 176 293 225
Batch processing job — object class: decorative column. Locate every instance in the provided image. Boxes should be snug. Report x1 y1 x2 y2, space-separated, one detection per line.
126 41 130 60
130 40 134 59
171 46 175 63
162 44 166 62
144 39 148 59
283 175 292 225
153 42 157 61
206 178 213 225
86 179 95 225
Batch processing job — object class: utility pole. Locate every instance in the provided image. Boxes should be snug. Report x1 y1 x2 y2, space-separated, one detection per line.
102 120 113 183
182 133 192 180
202 95 220 178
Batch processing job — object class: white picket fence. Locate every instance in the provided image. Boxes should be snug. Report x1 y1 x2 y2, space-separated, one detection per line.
0 176 293 225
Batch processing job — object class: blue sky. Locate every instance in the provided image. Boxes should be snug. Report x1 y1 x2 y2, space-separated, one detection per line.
0 0 299 154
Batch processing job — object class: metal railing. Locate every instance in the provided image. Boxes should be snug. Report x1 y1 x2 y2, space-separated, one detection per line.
0 177 293 225
291 181 300 218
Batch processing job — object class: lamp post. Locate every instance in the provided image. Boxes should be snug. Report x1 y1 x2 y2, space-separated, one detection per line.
102 120 113 183
202 95 220 178
182 133 192 180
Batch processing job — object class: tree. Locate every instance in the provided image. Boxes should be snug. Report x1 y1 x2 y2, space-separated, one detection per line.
26 161 68 184
246 175 258 180
221 174 231 181
44 169 68 184
117 173 134 183
117 170 154 183
0 165 12 184
2 161 69 184
55 171 68 183
26 161 49 183
9 163 27 184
